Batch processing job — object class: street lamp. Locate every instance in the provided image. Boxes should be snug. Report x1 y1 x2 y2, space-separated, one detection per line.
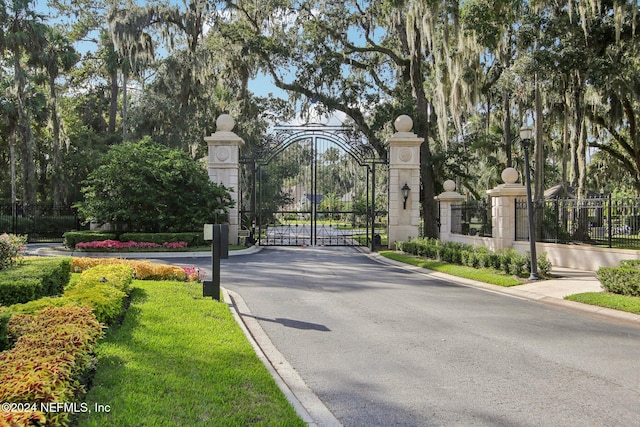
520 125 539 280
401 183 411 209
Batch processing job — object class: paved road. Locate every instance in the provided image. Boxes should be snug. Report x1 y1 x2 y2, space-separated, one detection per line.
167 247 640 426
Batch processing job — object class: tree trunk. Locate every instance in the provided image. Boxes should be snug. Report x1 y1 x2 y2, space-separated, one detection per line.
562 96 569 189
534 74 544 201
408 30 438 239
122 71 128 141
50 76 63 206
15 56 36 206
109 70 118 134
504 89 512 167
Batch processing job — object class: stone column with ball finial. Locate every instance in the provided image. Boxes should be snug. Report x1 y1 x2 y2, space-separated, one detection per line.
435 180 465 242
205 114 244 244
387 115 424 248
486 167 527 250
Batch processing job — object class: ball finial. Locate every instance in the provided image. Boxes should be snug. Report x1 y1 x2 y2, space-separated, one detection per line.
443 180 456 192
501 167 519 184
394 115 413 132
216 114 235 132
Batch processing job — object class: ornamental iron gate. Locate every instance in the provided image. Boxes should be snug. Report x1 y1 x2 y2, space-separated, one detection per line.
239 124 387 249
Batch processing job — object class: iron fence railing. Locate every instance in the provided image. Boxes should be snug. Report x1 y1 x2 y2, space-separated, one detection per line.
451 199 492 237
0 204 82 242
515 195 640 248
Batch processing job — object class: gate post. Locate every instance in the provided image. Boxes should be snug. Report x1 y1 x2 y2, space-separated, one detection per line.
486 167 527 250
387 115 424 248
205 114 244 245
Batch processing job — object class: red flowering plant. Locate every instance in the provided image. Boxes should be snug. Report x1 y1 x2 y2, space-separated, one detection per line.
75 240 188 252
181 266 202 282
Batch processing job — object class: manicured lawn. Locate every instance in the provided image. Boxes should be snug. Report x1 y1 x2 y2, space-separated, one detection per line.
378 250 524 287
565 292 640 314
75 279 304 426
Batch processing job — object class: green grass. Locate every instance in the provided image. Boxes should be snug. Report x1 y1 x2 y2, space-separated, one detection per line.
565 292 640 314
378 250 523 287
75 280 304 427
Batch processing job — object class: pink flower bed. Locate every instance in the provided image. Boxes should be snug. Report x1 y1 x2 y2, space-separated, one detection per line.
182 266 202 282
76 240 189 251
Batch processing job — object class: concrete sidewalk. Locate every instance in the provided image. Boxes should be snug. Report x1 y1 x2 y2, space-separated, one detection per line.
518 266 603 298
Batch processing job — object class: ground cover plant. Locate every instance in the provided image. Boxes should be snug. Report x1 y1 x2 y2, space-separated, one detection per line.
379 250 523 287
71 257 196 281
394 238 552 279
75 279 305 426
0 306 103 427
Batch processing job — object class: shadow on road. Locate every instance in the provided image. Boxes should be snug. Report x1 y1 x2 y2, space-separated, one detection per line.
238 312 331 332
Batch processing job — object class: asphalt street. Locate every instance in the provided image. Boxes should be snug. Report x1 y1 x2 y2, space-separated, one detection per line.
162 246 640 426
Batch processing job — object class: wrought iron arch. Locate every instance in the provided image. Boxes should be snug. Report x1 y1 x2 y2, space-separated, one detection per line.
255 124 382 167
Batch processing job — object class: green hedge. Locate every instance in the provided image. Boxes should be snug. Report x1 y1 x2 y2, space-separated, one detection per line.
0 257 71 306
0 307 10 351
597 261 640 296
119 232 206 247
396 238 552 277
63 231 117 248
9 264 134 325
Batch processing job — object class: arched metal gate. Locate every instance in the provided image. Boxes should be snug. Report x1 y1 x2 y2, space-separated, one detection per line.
239 124 387 249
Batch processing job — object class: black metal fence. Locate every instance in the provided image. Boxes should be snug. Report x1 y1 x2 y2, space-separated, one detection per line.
451 199 492 237
515 195 640 248
0 204 83 242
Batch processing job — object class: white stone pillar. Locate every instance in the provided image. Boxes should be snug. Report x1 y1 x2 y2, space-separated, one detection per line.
204 114 244 244
435 180 465 242
387 115 424 248
486 167 527 250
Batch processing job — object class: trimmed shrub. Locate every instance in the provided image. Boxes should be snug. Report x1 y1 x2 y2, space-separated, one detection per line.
0 257 71 306
8 296 72 315
72 264 133 293
597 265 640 296
66 284 127 325
7 264 134 325
71 257 188 281
508 252 529 276
618 259 640 269
0 306 103 426
63 231 117 249
0 307 10 351
65 264 133 324
396 239 552 278
119 232 206 247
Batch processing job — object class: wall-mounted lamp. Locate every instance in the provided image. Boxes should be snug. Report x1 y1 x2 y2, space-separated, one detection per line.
401 183 411 209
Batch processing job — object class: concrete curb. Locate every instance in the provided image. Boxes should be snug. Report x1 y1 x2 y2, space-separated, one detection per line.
366 251 640 326
223 288 342 427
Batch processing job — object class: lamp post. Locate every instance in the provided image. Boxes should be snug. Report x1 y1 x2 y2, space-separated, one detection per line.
520 125 539 280
401 183 411 209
